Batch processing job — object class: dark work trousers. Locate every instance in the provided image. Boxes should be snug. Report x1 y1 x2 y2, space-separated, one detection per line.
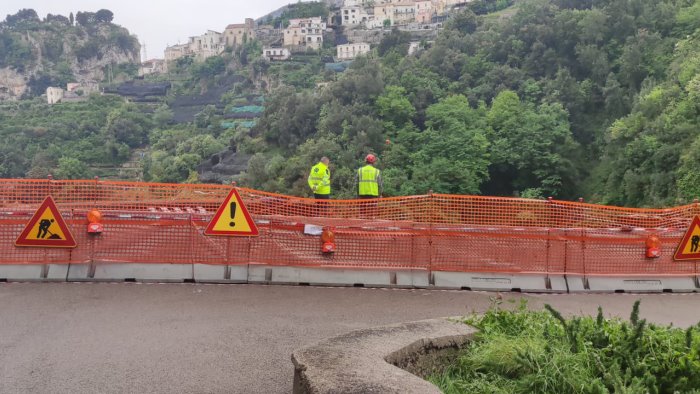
314 193 330 217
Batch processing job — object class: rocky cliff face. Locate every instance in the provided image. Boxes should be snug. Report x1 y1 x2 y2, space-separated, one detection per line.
0 10 141 100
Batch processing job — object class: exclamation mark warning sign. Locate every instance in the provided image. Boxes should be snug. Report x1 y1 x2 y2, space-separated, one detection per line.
204 188 258 236
229 202 236 227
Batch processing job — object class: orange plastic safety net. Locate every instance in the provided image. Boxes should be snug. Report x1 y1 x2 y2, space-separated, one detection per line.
0 179 698 277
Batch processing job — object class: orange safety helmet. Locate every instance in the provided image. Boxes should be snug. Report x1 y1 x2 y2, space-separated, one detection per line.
365 154 377 164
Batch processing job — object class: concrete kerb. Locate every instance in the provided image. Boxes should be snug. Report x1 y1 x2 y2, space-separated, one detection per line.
247 264 430 288
193 263 248 283
432 271 568 293
566 274 700 293
291 318 476 394
0 264 70 281
5 262 698 293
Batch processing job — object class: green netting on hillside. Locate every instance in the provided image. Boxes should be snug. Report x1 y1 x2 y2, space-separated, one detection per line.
229 106 264 114
325 61 352 73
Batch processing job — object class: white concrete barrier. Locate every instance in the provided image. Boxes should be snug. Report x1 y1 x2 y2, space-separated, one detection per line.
6 261 696 294
0 264 45 281
0 264 70 281
568 275 699 293
248 265 409 287
46 264 69 280
66 263 91 281
91 263 194 282
396 270 430 288
432 271 567 292
193 264 248 283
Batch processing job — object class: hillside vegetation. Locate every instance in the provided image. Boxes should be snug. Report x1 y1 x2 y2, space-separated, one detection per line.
432 300 700 393
0 8 140 97
2 0 700 208
240 0 700 205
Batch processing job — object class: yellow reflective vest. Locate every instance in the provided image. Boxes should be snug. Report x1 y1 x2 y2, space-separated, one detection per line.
308 162 331 195
357 165 381 196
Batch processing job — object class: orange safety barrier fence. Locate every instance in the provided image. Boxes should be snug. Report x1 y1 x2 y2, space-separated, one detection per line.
0 179 698 277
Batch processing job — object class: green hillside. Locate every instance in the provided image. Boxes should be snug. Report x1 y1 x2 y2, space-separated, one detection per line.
2 0 700 207
240 0 700 205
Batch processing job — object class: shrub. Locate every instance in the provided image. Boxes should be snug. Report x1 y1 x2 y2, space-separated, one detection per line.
432 300 700 394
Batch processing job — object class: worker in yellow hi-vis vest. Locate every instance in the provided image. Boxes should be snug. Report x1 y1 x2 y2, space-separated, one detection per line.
308 156 331 217
356 154 383 218
308 156 331 199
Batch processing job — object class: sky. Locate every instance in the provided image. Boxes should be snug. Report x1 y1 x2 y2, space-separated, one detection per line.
1 0 293 61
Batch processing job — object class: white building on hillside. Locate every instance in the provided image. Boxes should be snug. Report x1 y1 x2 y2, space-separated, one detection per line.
188 30 225 60
164 43 191 63
139 59 166 76
336 43 370 60
263 47 291 61
46 87 64 104
393 2 416 24
284 17 327 50
341 5 371 26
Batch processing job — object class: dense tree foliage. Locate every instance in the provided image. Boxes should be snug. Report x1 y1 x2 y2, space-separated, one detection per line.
2 0 700 207
239 0 700 205
0 96 134 178
265 1 330 28
0 9 139 91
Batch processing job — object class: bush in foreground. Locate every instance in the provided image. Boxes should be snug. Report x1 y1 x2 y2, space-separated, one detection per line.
432 300 700 394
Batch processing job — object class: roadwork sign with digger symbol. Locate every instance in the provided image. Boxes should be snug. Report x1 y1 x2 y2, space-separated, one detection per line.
674 215 700 261
15 196 77 248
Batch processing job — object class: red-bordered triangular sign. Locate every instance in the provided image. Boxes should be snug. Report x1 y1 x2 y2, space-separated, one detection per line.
204 188 258 236
15 196 77 248
674 215 700 261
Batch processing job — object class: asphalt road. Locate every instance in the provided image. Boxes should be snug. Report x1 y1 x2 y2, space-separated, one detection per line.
1 283 699 394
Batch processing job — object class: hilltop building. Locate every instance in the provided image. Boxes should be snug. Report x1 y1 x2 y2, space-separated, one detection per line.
284 17 326 50
224 18 256 47
164 29 226 69
188 30 225 60
341 5 371 26
164 43 191 64
338 0 457 28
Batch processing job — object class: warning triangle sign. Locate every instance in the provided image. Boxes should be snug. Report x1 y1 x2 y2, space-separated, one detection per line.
15 196 77 248
204 188 258 236
674 215 700 261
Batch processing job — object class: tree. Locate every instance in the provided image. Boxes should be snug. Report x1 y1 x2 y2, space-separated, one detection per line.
103 104 152 148
378 29 411 57
485 90 579 197
45 14 70 25
153 105 174 127
193 56 225 79
177 135 226 160
445 9 477 34
69 12 74 25
95 9 114 23
375 86 416 127
75 12 96 26
4 9 39 26
55 157 90 180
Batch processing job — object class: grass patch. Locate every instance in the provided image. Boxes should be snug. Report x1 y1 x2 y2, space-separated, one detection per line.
431 299 700 394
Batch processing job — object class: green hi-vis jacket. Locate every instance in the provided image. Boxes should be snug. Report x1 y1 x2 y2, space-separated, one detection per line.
308 162 331 195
